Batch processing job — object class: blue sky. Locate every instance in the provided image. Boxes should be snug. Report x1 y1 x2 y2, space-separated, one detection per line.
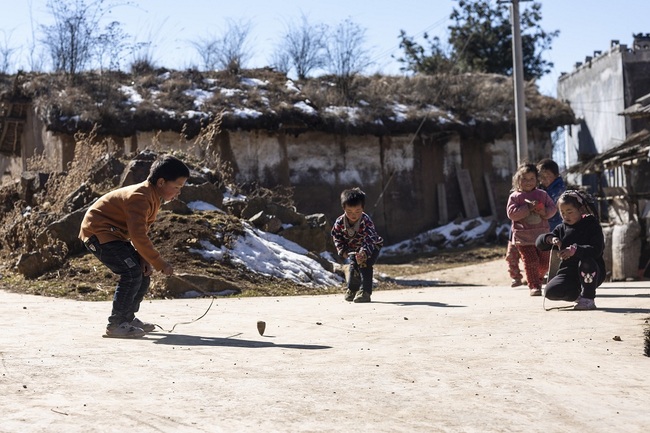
1 0 650 96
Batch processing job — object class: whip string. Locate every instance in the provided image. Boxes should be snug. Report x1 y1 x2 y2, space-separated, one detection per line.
154 296 216 333
153 274 219 333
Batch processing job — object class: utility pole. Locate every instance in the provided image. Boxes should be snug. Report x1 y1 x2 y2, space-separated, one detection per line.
500 0 529 165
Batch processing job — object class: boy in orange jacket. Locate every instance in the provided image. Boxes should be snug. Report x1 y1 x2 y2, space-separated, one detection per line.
79 155 189 338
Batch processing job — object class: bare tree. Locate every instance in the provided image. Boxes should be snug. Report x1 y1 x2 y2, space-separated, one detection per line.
325 18 372 101
190 19 253 73
96 21 129 72
272 14 327 80
40 0 129 76
27 0 46 72
0 29 17 73
269 50 290 75
190 33 222 71
219 18 254 73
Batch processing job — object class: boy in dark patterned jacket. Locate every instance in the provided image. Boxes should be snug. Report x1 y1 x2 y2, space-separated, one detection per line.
331 187 384 303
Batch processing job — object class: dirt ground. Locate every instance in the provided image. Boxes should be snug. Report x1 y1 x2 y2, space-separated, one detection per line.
1 260 649 433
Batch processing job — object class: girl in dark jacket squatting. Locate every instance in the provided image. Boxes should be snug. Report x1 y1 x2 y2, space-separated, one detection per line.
536 190 606 310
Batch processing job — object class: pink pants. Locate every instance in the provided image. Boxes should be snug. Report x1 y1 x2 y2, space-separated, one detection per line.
505 243 523 280
516 244 550 289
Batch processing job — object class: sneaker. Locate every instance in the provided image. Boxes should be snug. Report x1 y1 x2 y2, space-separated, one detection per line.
131 317 156 332
344 289 357 302
574 297 597 310
104 322 145 339
353 290 371 303
511 279 524 288
529 287 542 296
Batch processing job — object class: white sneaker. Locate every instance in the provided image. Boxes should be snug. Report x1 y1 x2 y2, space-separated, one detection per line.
131 317 156 332
104 322 145 338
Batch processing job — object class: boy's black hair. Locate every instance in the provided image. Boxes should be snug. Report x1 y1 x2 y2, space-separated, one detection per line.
536 158 560 176
340 187 366 208
147 155 190 184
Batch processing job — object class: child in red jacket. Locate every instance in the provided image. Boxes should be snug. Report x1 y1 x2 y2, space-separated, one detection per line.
331 188 384 303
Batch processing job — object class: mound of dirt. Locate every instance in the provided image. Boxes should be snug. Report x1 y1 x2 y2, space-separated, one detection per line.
0 146 506 302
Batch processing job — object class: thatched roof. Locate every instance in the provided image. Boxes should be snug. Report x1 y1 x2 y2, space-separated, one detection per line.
0 69 574 141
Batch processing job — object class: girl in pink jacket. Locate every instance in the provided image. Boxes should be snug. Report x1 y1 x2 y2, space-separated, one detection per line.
506 163 557 296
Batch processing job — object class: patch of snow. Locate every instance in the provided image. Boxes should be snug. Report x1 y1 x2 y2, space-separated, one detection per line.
223 189 247 203
159 108 176 118
119 85 143 105
241 77 268 87
286 80 300 93
191 224 342 287
220 88 243 97
231 108 263 118
382 217 495 257
389 103 408 122
189 240 225 261
184 88 213 109
183 110 209 119
294 101 316 115
187 201 223 212
325 106 360 124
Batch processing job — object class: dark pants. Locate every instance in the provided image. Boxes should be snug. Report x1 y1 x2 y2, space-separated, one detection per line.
347 249 380 294
85 236 150 327
544 257 605 301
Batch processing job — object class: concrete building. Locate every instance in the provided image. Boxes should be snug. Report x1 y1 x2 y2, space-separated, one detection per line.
557 34 650 280
557 33 650 190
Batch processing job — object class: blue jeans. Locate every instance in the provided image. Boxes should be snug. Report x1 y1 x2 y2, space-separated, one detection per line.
84 236 150 327
347 249 380 294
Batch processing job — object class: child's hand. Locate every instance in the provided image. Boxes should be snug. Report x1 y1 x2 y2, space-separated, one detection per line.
356 249 367 268
142 261 153 277
558 244 577 260
525 199 544 215
551 237 561 248
161 263 174 276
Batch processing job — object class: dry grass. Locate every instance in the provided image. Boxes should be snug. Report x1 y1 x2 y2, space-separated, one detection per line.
29 126 114 212
2 68 574 140
0 125 114 261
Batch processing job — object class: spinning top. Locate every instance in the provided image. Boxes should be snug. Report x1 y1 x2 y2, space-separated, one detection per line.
257 321 266 336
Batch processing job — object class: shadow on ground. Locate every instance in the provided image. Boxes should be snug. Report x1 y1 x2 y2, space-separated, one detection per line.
149 333 332 349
